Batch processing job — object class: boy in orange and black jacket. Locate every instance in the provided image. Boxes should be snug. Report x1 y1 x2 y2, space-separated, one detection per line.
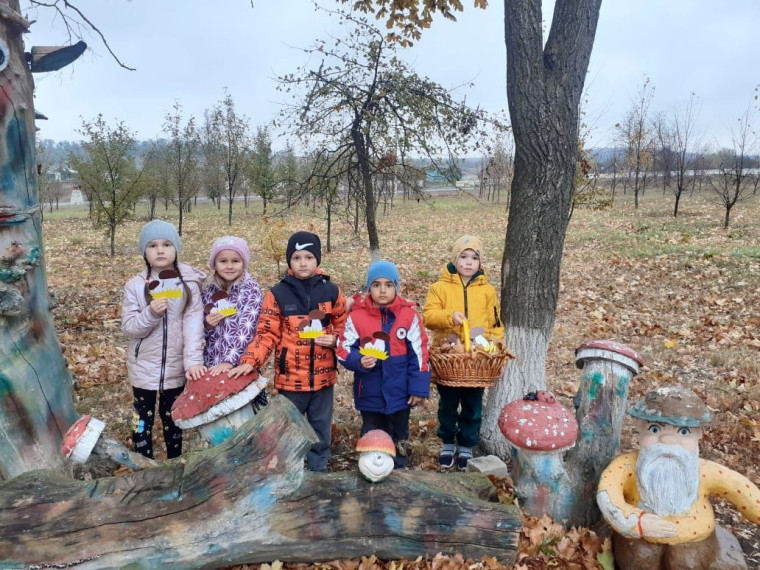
229 231 347 471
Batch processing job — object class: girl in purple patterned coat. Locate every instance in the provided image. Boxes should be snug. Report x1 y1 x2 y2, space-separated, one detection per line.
202 236 268 409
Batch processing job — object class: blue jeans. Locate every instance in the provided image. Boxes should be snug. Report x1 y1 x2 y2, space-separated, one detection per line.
281 386 334 472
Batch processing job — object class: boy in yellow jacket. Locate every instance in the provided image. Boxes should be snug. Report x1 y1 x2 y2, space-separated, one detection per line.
423 236 503 468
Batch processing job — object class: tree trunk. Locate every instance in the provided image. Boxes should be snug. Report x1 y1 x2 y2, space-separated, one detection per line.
352 129 381 261
228 191 233 225
724 205 731 229
0 1 77 480
109 224 115 256
0 396 521 567
673 191 681 217
326 197 332 253
481 0 602 457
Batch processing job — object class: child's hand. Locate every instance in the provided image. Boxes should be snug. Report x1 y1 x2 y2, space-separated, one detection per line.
408 395 425 407
228 363 254 379
315 334 337 348
185 364 207 381
205 312 226 328
150 298 169 316
208 362 233 376
452 311 466 326
360 355 377 369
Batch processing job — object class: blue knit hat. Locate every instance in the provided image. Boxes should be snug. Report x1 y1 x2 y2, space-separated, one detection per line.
138 220 182 255
366 260 400 291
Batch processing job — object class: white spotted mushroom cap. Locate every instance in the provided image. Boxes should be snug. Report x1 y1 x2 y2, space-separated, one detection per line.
171 370 268 429
498 391 578 451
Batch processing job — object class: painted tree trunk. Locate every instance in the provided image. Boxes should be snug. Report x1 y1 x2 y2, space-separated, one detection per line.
510 448 575 519
0 395 522 568
0 0 77 480
481 0 602 456
563 342 642 526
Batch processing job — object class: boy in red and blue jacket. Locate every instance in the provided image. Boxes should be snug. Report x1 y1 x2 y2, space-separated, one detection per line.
337 261 430 468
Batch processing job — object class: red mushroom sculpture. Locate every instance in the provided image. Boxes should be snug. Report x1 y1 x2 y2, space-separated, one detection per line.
171 370 268 446
61 415 158 470
498 391 579 518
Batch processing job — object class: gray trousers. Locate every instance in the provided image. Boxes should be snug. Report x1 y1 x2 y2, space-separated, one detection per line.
281 386 334 472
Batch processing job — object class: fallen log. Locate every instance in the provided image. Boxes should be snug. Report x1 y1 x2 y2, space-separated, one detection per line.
0 396 521 568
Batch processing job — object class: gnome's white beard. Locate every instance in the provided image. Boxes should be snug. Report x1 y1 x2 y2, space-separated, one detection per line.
636 443 700 516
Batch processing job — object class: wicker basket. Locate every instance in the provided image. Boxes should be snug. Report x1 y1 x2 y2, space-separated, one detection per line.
429 350 513 388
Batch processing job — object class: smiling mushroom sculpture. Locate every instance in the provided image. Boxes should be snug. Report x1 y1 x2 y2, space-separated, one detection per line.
356 429 396 483
499 390 579 519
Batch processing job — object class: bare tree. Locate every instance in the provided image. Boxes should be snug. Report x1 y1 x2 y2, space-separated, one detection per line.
278 7 495 260
710 107 758 228
68 115 145 256
162 102 199 235
652 111 675 195
205 91 251 225
616 76 655 209
249 126 277 215
670 94 701 216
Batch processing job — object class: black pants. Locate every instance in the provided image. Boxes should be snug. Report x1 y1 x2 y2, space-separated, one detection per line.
360 409 411 468
132 386 184 459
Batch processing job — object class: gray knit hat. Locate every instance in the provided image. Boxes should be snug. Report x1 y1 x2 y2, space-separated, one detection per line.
138 220 182 255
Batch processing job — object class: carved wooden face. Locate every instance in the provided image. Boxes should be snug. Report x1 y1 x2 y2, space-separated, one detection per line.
636 420 702 454
358 450 394 483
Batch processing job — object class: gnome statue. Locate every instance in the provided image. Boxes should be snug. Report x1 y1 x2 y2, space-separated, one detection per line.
356 429 396 483
597 386 760 570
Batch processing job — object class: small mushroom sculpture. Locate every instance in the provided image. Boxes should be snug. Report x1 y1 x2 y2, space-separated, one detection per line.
171 370 268 446
61 415 158 470
356 429 396 483
498 390 579 518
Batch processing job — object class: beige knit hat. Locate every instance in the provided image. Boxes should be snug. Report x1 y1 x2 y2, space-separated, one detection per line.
451 235 484 264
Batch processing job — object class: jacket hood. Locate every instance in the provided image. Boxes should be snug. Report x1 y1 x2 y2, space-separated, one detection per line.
284 267 330 283
439 262 487 286
351 291 417 315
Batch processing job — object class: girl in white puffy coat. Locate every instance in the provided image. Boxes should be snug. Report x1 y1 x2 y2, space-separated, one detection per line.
121 220 206 459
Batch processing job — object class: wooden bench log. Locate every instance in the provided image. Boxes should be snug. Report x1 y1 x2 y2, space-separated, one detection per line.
0 396 521 568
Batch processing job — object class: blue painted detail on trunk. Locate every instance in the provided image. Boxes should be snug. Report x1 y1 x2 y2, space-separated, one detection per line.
588 371 604 399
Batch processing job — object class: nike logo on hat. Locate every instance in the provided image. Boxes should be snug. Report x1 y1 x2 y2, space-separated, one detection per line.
295 242 314 250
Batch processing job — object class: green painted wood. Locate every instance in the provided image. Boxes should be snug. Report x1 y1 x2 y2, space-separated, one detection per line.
0 396 520 568
0 0 78 480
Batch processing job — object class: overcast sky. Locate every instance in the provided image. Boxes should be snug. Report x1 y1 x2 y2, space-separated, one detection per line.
25 0 759 151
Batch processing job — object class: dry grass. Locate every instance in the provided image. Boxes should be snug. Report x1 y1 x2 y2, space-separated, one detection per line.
44 188 760 566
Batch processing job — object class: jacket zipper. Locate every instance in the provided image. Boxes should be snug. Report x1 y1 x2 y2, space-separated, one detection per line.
159 313 168 393
134 338 143 359
463 283 470 319
307 280 315 390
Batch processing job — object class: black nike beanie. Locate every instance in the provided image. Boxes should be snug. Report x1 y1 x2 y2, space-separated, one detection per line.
286 231 322 267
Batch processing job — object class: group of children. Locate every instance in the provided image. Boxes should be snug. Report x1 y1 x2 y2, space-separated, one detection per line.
122 220 503 470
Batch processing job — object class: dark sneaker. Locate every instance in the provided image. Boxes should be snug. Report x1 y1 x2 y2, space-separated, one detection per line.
457 446 473 470
438 449 455 469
